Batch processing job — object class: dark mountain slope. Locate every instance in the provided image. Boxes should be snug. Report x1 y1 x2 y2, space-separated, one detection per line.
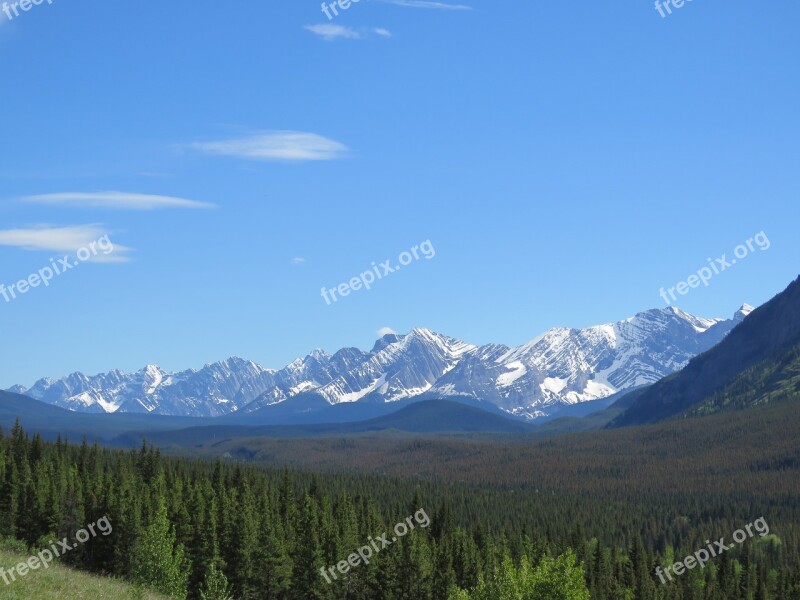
612 276 800 426
688 339 800 416
0 390 202 440
112 399 535 447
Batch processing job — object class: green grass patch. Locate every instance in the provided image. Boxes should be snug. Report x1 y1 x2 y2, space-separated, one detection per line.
0 548 170 600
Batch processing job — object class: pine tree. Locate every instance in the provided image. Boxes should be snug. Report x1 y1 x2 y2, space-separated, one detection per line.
200 561 233 600
131 499 189 599
230 482 261 599
291 494 328 599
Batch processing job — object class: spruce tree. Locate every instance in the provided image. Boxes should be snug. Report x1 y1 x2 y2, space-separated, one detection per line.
131 499 189 599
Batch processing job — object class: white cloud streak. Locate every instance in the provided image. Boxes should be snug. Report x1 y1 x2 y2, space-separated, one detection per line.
381 0 471 10
21 191 214 211
304 24 393 42
304 24 361 41
188 131 349 162
0 225 133 263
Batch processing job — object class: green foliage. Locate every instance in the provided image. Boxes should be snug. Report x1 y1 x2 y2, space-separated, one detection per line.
528 551 591 600
449 551 590 600
131 500 189 599
0 535 28 553
199 562 232 600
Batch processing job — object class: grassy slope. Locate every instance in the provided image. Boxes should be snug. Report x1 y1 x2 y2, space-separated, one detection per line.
0 549 169 600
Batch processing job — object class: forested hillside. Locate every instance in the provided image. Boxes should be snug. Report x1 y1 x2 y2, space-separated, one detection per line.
1 416 799 599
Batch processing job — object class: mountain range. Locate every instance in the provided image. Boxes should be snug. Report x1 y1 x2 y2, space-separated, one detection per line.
8 304 753 421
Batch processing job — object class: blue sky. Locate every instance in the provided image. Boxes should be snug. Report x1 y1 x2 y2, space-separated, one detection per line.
0 0 798 388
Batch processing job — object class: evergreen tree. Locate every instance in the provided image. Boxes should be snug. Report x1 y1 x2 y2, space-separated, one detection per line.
200 561 233 600
291 494 328 599
131 499 189 599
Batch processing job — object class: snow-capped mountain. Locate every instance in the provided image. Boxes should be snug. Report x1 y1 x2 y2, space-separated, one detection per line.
10 305 754 420
22 358 280 416
258 328 476 409
426 305 752 419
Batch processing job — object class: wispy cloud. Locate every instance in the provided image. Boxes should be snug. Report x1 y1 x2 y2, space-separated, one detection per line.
304 24 392 41
377 327 397 337
381 0 471 10
188 131 349 162
290 257 307 265
304 24 361 41
21 191 214 211
0 225 133 263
